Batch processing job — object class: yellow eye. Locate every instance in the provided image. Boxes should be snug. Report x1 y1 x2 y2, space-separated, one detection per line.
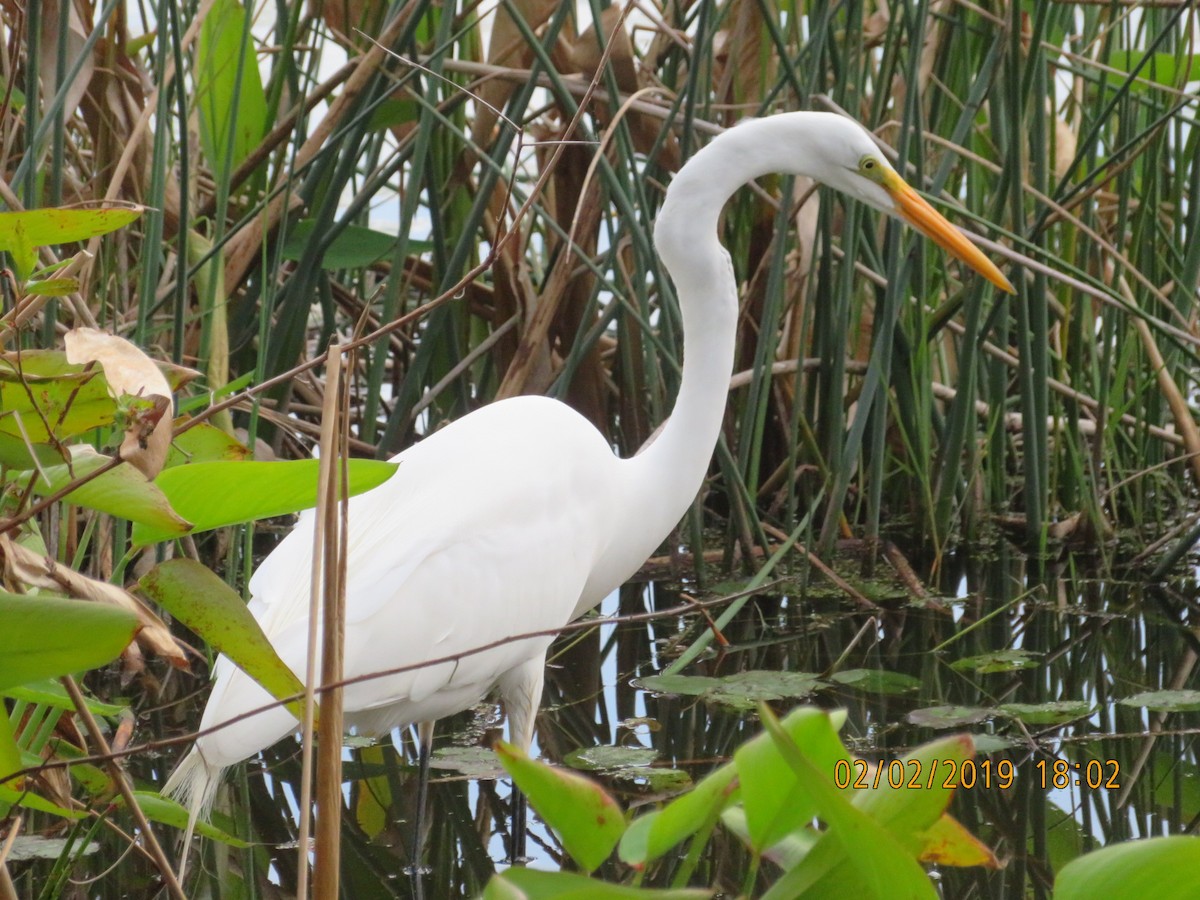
858 155 885 182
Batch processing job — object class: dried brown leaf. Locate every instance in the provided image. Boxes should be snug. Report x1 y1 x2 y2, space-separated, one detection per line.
0 534 187 667
64 328 172 479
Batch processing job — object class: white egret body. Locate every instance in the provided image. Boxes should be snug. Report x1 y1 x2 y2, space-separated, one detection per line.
165 112 1012 843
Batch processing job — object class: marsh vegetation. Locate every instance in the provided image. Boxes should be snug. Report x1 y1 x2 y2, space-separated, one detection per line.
2 0 1200 896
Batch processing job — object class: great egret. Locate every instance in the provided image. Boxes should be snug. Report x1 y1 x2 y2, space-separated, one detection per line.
164 111 1012 873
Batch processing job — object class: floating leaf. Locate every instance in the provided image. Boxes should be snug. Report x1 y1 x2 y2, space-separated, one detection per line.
907 706 994 729
636 674 723 696
138 559 308 722
1119 690 1200 713
496 741 625 873
997 701 1092 726
0 593 139 693
971 734 1019 753
564 746 689 791
830 668 920 695
565 746 659 772
638 670 822 710
430 745 505 779
132 458 398 546
951 649 1041 674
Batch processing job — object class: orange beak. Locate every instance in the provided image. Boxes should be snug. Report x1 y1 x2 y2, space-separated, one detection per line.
882 170 1015 294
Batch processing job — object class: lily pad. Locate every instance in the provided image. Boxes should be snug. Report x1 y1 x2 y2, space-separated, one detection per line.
998 701 1093 726
635 673 724 696
563 745 691 792
951 649 1042 674
565 745 660 772
830 669 921 695
1119 690 1200 713
971 734 1020 754
907 706 995 729
431 745 505 780
639 670 822 710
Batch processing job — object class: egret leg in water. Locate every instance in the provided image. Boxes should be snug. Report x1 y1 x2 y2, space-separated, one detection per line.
163 111 1013 881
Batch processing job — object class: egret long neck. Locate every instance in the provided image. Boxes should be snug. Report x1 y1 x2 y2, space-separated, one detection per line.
614 125 784 569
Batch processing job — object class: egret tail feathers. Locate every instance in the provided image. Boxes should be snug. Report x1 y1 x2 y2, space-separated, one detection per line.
162 747 223 881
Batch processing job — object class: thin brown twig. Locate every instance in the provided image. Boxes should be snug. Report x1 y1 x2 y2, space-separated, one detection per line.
60 675 186 900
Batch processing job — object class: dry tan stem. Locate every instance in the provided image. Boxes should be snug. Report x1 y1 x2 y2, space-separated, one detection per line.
313 343 348 898
1118 276 1200 488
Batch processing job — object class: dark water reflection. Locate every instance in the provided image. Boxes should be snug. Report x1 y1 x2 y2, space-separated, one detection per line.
246 547 1200 898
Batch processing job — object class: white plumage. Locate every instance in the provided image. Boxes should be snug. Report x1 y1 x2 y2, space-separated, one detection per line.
165 112 1012 860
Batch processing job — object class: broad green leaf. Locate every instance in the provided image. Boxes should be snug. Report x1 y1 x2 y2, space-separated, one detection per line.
138 558 308 721
0 349 192 444
281 219 408 270
165 420 251 467
851 735 974 841
16 448 191 534
496 741 625 873
1054 836 1200 900
0 430 62 469
3 679 127 717
483 868 711 899
132 458 398 546
196 0 267 174
353 744 391 839
1108 51 1200 90
0 354 117 442
25 277 79 297
0 206 141 281
0 782 86 819
123 791 251 847
0 207 141 248
736 707 851 851
0 593 139 692
619 707 848 866
0 706 21 789
757 706 937 900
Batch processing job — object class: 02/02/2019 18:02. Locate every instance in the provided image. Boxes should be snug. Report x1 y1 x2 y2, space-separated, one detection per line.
834 757 1122 791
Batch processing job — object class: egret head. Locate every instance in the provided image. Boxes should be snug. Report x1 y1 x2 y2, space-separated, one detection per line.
788 114 1015 294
